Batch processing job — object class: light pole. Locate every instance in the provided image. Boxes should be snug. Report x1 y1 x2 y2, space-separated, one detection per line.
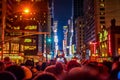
1 0 6 60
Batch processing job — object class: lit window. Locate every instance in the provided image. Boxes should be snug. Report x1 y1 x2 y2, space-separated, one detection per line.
44 20 46 23
100 12 105 15
100 25 104 28
35 0 42 2
24 38 32 43
100 3 105 7
100 0 104 2
25 25 37 30
16 0 21 2
15 15 18 18
118 48 120 55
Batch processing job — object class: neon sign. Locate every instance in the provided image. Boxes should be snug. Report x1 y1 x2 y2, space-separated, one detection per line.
25 25 37 30
24 38 32 43
99 29 108 42
108 34 112 56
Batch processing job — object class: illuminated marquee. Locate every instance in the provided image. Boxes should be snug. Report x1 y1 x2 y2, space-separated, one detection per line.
99 29 108 42
98 28 109 57
24 46 36 50
25 25 37 30
24 38 32 43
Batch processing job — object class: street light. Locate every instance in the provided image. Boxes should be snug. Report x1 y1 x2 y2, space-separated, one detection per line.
23 8 30 14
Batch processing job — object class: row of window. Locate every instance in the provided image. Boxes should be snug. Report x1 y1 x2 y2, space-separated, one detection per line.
99 1 105 26
100 0 104 2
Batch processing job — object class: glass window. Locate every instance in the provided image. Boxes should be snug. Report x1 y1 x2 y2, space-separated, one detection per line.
100 25 104 28
100 12 105 15
100 3 105 7
100 0 105 2
11 43 19 53
3 42 9 53
100 16 105 19
100 8 105 11
100 21 105 24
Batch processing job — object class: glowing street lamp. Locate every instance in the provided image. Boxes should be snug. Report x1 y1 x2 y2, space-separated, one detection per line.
23 8 30 14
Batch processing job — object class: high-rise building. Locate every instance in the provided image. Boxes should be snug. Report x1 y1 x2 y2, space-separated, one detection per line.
49 0 54 59
83 0 120 61
53 21 58 58
72 0 83 46
0 0 50 61
75 17 85 59
72 0 84 58
63 25 68 57
72 0 83 20
0 0 19 60
95 0 120 59
95 0 120 33
83 0 96 45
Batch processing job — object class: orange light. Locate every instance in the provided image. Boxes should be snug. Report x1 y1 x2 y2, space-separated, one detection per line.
23 8 30 14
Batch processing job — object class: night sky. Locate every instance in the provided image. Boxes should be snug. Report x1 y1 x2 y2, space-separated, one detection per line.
54 0 72 50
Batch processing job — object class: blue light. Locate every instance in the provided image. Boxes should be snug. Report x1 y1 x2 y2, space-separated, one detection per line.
48 38 51 42
117 71 120 79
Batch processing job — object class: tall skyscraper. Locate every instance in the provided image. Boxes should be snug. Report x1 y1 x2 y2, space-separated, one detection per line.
75 17 85 59
83 0 120 60
95 0 120 33
72 0 84 58
95 0 120 59
83 0 96 45
72 0 83 20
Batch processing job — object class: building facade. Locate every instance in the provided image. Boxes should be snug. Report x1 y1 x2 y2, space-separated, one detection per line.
75 17 85 59
83 0 120 61
0 0 51 62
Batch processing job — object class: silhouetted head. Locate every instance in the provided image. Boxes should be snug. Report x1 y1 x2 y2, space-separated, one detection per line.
66 60 81 72
33 72 58 80
44 65 56 75
0 61 5 71
5 65 25 80
55 62 64 75
63 67 99 80
25 60 34 67
0 71 17 80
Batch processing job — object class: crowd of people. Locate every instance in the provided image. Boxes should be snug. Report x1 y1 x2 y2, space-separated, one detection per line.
0 56 120 80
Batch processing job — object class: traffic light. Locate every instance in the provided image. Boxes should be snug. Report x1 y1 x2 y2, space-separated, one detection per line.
47 38 51 43
46 36 51 43
46 36 51 53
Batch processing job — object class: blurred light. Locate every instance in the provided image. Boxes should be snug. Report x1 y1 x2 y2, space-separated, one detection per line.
108 34 112 56
47 37 51 43
118 71 120 79
23 8 30 14
47 38 51 42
